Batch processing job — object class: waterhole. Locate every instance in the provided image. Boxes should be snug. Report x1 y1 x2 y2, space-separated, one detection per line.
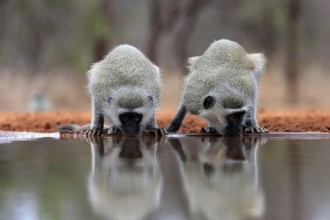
0 133 330 220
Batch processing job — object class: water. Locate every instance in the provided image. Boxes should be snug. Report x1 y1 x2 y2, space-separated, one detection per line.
0 135 330 220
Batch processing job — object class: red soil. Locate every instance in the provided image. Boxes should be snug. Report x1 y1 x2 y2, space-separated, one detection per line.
0 110 330 133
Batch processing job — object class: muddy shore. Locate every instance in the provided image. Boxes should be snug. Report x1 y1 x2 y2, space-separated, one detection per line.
1 110 330 134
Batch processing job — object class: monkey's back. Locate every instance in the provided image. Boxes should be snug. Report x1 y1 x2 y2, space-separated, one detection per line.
87 45 162 104
183 40 258 114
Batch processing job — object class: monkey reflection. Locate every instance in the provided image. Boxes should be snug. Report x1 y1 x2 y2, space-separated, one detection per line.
169 137 266 220
87 136 162 220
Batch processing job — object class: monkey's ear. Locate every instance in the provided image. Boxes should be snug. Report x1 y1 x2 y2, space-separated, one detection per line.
203 96 216 109
153 65 160 75
188 56 200 66
247 53 267 80
147 96 153 107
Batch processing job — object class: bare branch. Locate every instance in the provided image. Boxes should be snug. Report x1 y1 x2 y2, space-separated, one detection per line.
285 0 301 104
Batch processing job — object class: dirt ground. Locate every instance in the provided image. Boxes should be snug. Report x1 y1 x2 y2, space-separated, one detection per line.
1 110 330 134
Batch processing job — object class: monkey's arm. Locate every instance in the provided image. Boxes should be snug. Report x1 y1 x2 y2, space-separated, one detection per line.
143 116 168 136
166 104 187 133
242 105 268 134
57 124 91 133
84 98 104 136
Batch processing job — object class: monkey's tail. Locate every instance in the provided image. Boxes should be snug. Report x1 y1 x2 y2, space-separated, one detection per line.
57 124 90 132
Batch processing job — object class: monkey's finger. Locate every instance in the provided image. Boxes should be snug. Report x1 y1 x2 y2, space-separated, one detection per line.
262 127 269 133
163 128 169 135
201 127 215 134
259 127 265 133
152 129 158 136
87 129 92 136
82 129 89 136
254 128 262 133
104 128 110 135
110 127 121 135
96 129 102 136
86 129 94 136
93 129 99 136
157 128 168 136
256 127 268 133
244 127 253 133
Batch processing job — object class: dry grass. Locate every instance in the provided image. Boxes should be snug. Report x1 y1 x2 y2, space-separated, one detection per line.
259 65 330 109
1 66 330 112
0 70 90 111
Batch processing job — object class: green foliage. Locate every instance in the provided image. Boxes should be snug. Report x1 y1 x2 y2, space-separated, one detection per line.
0 0 112 73
0 0 329 73
272 4 288 38
86 10 109 40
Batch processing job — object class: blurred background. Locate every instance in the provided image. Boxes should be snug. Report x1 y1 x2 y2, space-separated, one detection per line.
0 0 329 112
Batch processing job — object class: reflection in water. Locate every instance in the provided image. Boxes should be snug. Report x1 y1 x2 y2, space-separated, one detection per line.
168 137 266 220
2 137 330 219
87 136 163 220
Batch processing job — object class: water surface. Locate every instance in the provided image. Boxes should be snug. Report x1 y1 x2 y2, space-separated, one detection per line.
0 135 330 220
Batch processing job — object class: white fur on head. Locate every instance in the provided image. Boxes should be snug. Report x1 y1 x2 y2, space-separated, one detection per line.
105 87 155 129
224 107 248 116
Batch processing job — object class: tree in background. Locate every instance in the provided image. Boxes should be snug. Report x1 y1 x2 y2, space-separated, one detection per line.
92 0 115 62
0 0 327 107
0 0 115 73
259 1 277 59
285 0 301 104
147 0 212 73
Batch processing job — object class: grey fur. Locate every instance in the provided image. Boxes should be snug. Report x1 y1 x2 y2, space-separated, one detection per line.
85 44 163 136
167 39 267 135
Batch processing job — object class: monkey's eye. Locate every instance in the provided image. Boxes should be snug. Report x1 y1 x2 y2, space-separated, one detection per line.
134 115 142 122
120 113 142 124
122 114 129 122
108 97 112 103
203 96 216 109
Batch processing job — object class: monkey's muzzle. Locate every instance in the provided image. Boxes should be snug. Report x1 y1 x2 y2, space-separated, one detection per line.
119 112 143 136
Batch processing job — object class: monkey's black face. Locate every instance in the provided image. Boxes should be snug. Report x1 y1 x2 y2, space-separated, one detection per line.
224 110 246 136
119 112 143 136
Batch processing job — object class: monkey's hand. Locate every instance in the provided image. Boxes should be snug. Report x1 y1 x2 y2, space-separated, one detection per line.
83 127 103 136
243 126 268 134
201 127 220 135
106 126 122 135
143 127 168 136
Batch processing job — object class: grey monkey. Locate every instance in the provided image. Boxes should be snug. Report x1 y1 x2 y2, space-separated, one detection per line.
84 44 163 136
167 39 268 136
